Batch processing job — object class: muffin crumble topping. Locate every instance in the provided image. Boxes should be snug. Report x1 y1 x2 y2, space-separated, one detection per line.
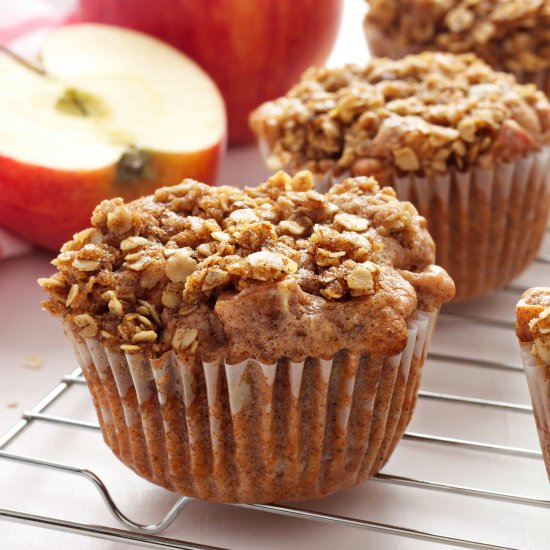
365 0 550 74
40 172 454 363
250 53 550 182
516 287 550 365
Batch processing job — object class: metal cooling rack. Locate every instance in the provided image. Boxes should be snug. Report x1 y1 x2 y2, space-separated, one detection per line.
1 256 550 550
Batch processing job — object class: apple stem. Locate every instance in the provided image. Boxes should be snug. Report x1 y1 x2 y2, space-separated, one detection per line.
116 148 154 184
0 45 46 76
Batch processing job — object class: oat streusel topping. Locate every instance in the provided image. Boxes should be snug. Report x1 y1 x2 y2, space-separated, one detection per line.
250 52 550 182
365 0 550 73
516 287 550 365
40 172 454 363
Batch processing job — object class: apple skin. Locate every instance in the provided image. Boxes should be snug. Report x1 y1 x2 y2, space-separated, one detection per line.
77 0 344 144
0 142 223 251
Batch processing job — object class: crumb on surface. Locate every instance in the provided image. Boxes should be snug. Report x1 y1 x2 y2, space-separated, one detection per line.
21 354 44 370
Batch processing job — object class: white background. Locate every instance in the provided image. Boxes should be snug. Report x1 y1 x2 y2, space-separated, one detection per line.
1 1 550 549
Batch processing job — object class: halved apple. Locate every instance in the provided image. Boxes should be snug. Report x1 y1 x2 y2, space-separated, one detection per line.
0 24 226 250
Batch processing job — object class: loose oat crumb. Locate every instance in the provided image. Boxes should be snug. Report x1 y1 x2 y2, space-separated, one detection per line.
120 344 142 353
73 259 100 272
21 355 44 370
66 284 79 307
165 250 198 283
120 236 149 251
132 330 158 343
173 328 198 349
6 402 18 409
107 205 133 234
73 314 98 338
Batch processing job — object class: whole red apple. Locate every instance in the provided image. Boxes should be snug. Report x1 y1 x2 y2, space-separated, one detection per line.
77 0 344 144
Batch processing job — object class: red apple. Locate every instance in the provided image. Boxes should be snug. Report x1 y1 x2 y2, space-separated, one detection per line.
77 0 344 144
0 24 226 250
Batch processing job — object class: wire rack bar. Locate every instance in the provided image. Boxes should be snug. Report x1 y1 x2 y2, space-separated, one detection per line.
0 450 191 535
0 367 81 450
372 474 550 509
61 374 86 385
403 432 541 459
503 284 529 294
417 391 531 413
0 508 226 550
23 411 99 431
427 352 523 373
236 503 521 550
439 313 515 331
1 442 547 549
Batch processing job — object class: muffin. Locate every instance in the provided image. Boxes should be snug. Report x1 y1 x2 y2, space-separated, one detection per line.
364 0 550 97
516 287 550 480
250 52 550 301
39 171 454 503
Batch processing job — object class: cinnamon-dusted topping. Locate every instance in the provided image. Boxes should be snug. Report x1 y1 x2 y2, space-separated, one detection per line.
365 0 550 73
516 287 550 365
41 172 454 363
250 52 550 182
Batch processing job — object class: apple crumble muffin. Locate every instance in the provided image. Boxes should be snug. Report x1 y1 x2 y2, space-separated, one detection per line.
40 172 454 502
516 287 550 480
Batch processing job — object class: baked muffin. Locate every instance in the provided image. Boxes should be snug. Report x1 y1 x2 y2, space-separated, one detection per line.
39 171 454 503
250 52 550 302
516 287 550 480
364 0 550 97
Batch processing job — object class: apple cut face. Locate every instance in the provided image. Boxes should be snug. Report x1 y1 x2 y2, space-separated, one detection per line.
0 24 226 250
1 24 226 173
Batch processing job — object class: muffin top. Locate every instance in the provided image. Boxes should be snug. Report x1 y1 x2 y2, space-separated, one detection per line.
516 287 550 365
365 0 550 73
250 52 550 183
40 172 454 364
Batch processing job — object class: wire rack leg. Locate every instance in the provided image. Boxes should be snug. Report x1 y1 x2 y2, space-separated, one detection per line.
0 508 227 550
0 450 191 534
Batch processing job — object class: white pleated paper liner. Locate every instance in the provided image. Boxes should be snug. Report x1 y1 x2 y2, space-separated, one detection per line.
259 138 550 302
67 309 437 504
521 343 550 481
394 148 550 301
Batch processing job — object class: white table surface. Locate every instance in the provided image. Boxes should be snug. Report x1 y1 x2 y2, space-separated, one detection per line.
1 2 550 549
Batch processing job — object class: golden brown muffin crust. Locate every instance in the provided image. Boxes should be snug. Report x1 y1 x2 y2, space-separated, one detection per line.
40 172 454 363
365 0 550 73
250 52 550 183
